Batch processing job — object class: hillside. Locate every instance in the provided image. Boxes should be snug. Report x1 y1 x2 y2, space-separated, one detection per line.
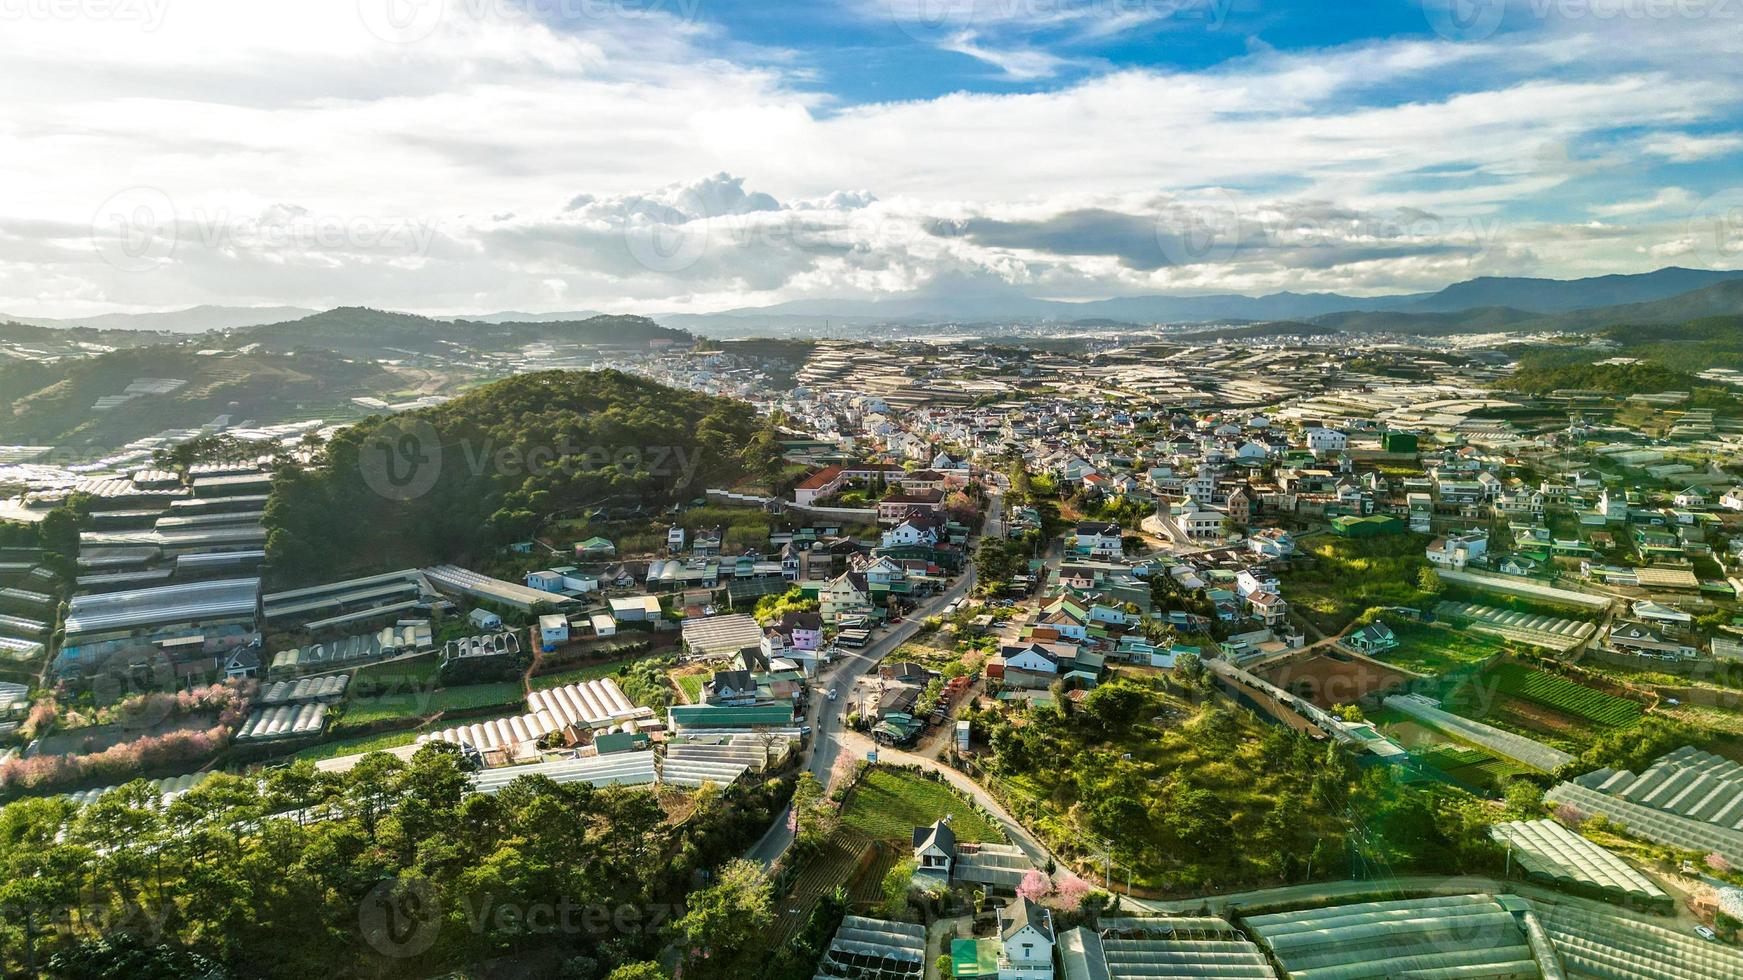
1401 266 1743 314
0 345 400 451
1312 306 1540 335
230 307 692 356
264 370 779 582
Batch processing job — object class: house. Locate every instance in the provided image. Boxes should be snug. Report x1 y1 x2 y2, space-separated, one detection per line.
1070 521 1123 559
881 518 939 548
997 898 1056 980
1246 590 1289 627
537 613 570 648
1305 427 1347 452
667 525 687 551
526 569 567 593
998 643 1062 688
1426 531 1487 570
1248 528 1296 558
913 819 956 878
704 668 761 705
574 536 616 559
1347 621 1398 654
820 571 875 624
468 607 503 630
224 647 261 679
1608 621 1697 660
877 489 946 524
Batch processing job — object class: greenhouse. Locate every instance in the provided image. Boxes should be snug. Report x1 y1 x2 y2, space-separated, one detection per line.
236 702 328 741
1546 745 1743 866
1060 917 1278 980
468 751 657 794
1540 903 1743 980
1245 894 1540 979
1491 819 1670 911
814 916 926 980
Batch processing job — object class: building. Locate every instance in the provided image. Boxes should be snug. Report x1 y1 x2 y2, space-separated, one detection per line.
1305 427 1347 452
997 898 1056 980
1347 621 1398 654
1070 522 1123 559
537 613 570 648
1427 531 1488 570
468 607 503 630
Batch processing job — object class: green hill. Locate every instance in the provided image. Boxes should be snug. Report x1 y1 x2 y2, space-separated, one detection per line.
264 370 779 583
0 344 398 451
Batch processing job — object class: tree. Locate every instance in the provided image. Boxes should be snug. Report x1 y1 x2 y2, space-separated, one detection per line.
1016 869 1050 902
1416 566 1442 595
675 860 774 980
604 964 666 980
878 859 916 919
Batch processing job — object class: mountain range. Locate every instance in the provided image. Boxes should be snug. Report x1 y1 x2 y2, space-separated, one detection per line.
5 266 1743 337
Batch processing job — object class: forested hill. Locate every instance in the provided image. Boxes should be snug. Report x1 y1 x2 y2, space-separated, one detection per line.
264 370 780 583
229 306 692 356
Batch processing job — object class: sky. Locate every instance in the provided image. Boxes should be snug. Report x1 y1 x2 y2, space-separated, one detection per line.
2 0 1742 318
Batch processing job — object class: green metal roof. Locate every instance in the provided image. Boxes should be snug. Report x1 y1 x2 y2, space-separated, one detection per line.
952 938 1000 977
666 704 794 727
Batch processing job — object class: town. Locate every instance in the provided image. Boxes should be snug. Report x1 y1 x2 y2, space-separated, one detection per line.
2 322 1743 978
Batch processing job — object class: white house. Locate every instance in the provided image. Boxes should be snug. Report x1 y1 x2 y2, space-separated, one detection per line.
881 519 938 548
537 613 570 648
998 898 1056 980
1426 531 1488 570
1070 521 1123 559
912 820 955 878
667 525 686 551
525 569 567 593
1305 427 1347 452
468 608 503 630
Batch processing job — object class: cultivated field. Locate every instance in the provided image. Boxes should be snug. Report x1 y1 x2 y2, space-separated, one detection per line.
841 767 1004 844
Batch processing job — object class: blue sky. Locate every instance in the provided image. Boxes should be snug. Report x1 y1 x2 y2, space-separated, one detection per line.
1 0 1741 316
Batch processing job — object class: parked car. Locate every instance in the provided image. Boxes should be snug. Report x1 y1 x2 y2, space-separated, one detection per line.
1695 925 1718 942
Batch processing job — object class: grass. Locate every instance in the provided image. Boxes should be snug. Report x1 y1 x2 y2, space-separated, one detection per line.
288 708 532 763
1375 621 1512 675
336 680 524 729
675 673 705 704
841 767 1004 845
530 651 661 691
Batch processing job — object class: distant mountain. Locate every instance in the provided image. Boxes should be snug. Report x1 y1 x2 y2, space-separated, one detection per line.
0 305 318 333
652 265 1743 335
229 307 692 356
1400 267 1743 314
455 309 605 324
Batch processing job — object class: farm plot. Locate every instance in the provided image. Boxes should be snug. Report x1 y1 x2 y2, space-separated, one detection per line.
766 829 877 946
1488 663 1642 728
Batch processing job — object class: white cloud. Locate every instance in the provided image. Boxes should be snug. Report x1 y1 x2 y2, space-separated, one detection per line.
1 2 1741 317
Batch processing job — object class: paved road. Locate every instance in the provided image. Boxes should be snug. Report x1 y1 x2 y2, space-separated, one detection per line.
746 491 1002 868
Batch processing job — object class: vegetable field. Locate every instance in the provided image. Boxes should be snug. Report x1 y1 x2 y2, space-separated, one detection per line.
1489 663 1641 728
